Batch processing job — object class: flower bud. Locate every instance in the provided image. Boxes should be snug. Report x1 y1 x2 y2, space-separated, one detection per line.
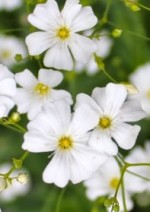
17 173 29 184
112 204 120 212
10 112 21 123
104 198 112 207
112 29 122 38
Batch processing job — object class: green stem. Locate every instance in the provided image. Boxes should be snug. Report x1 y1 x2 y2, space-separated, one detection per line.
127 170 150 182
127 162 150 167
121 178 128 212
55 188 66 212
114 166 126 198
102 67 118 83
138 3 150 11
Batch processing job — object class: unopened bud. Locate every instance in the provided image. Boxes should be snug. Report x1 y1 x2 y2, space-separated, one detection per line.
112 204 120 212
15 54 23 62
10 112 21 123
17 173 29 184
112 29 122 38
104 198 112 207
0 177 7 192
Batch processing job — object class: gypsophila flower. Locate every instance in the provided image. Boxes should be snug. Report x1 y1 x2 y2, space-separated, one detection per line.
125 141 150 193
14 68 72 120
0 163 30 202
0 64 16 118
84 157 133 212
75 83 145 155
25 0 98 70
0 35 27 67
22 100 108 188
129 63 150 117
0 0 22 11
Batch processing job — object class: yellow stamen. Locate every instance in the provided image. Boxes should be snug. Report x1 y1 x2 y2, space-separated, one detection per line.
99 116 111 129
57 27 70 40
147 90 150 99
2 50 11 59
58 136 73 150
34 83 50 96
109 177 119 189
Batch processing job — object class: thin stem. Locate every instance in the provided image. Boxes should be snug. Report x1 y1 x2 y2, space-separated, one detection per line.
102 0 112 23
127 170 150 182
0 28 24 33
108 21 150 41
138 3 150 11
114 166 126 198
127 162 150 167
101 67 118 83
55 188 66 212
121 178 128 212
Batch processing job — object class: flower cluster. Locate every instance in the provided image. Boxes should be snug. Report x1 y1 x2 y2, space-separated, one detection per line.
1 0 150 211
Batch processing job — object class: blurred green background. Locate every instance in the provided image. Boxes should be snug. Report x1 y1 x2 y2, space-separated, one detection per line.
0 0 150 211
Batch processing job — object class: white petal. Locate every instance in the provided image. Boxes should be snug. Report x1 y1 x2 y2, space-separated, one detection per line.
89 129 118 155
25 32 54 55
44 43 73 70
0 97 14 117
43 151 70 187
0 64 14 80
118 100 146 122
69 34 96 64
68 104 98 136
92 87 106 110
0 78 16 97
71 6 98 32
22 131 56 152
111 123 141 150
14 89 32 113
50 89 73 104
15 69 37 88
70 144 108 183
61 0 81 27
104 83 127 117
28 0 60 30
38 69 63 87
75 93 100 113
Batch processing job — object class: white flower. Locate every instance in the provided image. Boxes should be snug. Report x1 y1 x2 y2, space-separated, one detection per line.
14 68 72 120
129 63 150 117
0 36 26 67
22 100 108 188
75 30 113 75
0 64 16 118
0 163 30 202
84 157 133 212
0 0 22 11
25 0 97 70
125 141 150 193
75 83 145 155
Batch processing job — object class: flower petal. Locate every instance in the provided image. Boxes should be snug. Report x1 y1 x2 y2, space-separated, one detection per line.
28 0 60 30
43 151 70 187
69 34 96 64
71 6 98 32
0 64 14 80
44 43 73 70
118 100 146 122
68 104 98 136
0 78 16 97
89 129 118 155
15 69 37 88
111 123 141 150
0 97 14 117
92 87 106 110
50 89 73 104
38 69 63 87
22 131 56 152
61 0 81 27
26 32 54 55
104 83 127 117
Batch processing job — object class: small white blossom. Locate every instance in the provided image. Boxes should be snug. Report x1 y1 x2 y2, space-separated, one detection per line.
0 36 26 67
129 63 150 117
0 0 22 11
0 64 16 118
75 83 145 155
25 0 98 70
14 68 72 120
22 100 108 188
84 157 134 212
0 164 30 202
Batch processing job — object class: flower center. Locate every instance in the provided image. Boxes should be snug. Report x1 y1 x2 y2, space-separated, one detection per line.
34 83 50 96
58 136 73 150
99 116 111 129
109 177 119 189
2 50 11 59
57 27 70 40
